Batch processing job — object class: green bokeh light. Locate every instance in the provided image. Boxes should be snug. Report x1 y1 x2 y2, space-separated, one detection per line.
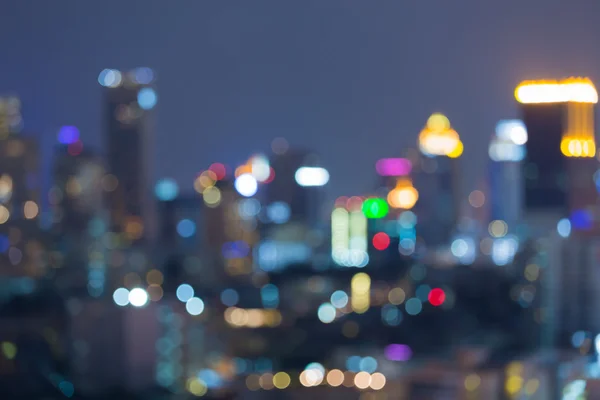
362 198 389 219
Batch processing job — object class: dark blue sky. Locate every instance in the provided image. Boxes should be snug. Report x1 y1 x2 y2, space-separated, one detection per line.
2 0 600 198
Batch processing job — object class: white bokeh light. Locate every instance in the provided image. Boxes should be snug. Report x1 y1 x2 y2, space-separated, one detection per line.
113 287 130 306
234 174 258 197
295 167 330 187
128 288 149 307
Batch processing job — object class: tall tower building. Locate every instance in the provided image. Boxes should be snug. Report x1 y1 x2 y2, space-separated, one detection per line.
488 120 527 232
515 78 598 236
0 96 45 278
50 132 107 294
411 113 463 248
99 68 156 243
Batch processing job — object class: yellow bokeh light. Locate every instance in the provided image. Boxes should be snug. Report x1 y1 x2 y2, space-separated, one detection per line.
464 374 481 391
273 372 291 389
447 140 464 158
488 220 508 238
388 287 406 305
0 205 10 224
515 77 598 104
351 273 371 314
525 264 540 282
23 201 39 219
326 369 344 387
427 113 451 131
561 137 596 157
418 113 462 157
505 375 523 395
525 378 540 395
203 186 222 207
186 377 207 397
1 342 17 359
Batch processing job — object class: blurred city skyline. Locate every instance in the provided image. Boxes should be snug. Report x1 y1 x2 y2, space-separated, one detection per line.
3 0 600 197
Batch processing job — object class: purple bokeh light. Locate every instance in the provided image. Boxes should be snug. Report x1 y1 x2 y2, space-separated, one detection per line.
384 344 412 361
375 158 412 177
58 126 80 145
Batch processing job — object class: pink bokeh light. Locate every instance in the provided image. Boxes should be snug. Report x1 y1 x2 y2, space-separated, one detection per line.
375 158 412 176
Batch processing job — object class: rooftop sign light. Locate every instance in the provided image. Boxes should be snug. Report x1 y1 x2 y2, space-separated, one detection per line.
418 113 463 157
515 77 598 104
375 158 412 177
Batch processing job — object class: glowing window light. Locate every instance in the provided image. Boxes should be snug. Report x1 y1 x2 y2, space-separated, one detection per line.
234 173 258 197
515 78 598 104
294 167 330 187
387 179 418 209
331 208 349 266
351 272 371 314
128 288 149 307
155 178 179 201
561 137 596 157
362 198 388 219
496 120 528 144
98 69 122 88
375 158 412 176
561 101 596 157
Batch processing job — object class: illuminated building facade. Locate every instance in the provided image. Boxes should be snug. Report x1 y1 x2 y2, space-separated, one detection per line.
331 197 368 267
0 97 45 278
51 142 108 294
488 120 526 231
100 68 156 243
516 78 599 235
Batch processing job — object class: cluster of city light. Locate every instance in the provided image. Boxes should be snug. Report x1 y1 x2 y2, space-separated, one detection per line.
515 77 598 104
245 368 386 391
351 272 371 314
561 102 596 157
295 166 330 187
489 120 527 162
113 287 149 307
194 164 227 206
387 178 418 209
331 206 369 267
418 113 463 157
224 307 282 328
98 67 155 88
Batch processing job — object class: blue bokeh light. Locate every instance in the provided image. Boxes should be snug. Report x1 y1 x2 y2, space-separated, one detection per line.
58 126 80 145
137 87 157 110
154 178 179 201
177 219 196 238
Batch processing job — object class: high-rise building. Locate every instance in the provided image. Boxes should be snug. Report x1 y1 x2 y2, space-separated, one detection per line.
515 78 598 236
50 136 107 294
0 96 45 278
488 120 527 232
411 113 463 248
99 68 156 243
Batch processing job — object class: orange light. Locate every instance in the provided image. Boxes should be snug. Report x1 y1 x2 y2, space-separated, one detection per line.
418 113 462 157
387 179 418 209
515 77 598 104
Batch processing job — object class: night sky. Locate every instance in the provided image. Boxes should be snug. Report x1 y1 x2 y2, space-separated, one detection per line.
2 0 600 200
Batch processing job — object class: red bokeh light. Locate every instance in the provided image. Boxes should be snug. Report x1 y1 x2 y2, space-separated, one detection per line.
263 167 275 184
209 163 227 180
68 140 83 156
428 288 446 306
372 232 390 251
